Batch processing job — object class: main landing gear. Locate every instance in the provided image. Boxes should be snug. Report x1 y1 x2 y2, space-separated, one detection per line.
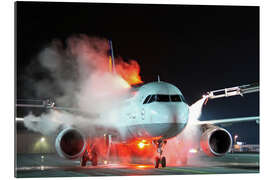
80 148 98 167
153 139 167 168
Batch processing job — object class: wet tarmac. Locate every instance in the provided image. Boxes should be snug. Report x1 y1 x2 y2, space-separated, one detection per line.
15 152 259 177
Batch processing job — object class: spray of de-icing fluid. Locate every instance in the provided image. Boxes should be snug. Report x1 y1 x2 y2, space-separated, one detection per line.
162 97 207 165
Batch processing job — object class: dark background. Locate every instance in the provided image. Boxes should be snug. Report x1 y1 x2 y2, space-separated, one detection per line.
16 2 259 144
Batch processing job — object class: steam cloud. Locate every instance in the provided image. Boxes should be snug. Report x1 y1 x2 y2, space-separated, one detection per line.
22 34 207 165
23 35 141 137
163 97 207 165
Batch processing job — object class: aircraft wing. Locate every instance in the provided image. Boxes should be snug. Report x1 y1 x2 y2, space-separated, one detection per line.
15 108 99 122
52 107 99 119
197 116 259 125
16 99 99 120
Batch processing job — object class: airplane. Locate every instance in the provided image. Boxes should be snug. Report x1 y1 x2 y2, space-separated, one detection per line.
16 40 259 168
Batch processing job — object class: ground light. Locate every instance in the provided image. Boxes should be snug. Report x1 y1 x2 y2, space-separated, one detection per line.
189 148 198 154
34 136 50 153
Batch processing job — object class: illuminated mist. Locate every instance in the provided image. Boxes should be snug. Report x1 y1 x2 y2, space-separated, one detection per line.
23 35 143 138
163 97 207 165
22 34 208 165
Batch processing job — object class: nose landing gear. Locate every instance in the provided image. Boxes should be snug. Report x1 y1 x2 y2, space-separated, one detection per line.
153 139 167 168
161 156 166 168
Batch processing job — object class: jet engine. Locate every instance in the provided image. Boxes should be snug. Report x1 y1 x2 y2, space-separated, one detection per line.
55 128 87 159
200 124 232 156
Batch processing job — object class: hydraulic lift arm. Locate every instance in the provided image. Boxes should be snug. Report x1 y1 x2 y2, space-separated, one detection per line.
204 82 259 100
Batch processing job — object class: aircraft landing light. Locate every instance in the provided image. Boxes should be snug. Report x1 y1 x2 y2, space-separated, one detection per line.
138 142 145 149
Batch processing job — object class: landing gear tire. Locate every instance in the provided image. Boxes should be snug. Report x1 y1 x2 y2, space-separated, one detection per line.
155 157 160 168
161 157 166 168
153 139 167 168
92 152 98 166
80 156 88 167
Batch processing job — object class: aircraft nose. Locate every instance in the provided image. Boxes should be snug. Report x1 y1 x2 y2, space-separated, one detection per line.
152 105 183 124
145 104 188 138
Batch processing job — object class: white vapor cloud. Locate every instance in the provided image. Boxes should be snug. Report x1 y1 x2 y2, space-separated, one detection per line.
23 35 133 138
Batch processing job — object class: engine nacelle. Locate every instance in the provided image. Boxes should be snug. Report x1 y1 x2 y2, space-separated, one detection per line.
200 124 232 157
55 128 87 159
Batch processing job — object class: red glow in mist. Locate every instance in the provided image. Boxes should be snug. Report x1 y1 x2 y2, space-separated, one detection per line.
116 60 143 85
87 137 156 164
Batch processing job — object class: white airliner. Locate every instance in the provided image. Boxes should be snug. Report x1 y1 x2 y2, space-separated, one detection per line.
16 40 259 168
16 80 259 168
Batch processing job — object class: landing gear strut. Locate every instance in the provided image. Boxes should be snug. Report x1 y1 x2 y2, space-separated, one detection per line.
80 148 98 167
80 152 88 167
153 139 167 168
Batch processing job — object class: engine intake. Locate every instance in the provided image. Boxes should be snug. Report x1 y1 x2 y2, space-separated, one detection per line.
200 125 232 156
55 128 86 159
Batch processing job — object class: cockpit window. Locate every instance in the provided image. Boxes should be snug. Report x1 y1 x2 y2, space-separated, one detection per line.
143 94 185 104
170 95 182 102
143 95 151 104
156 95 170 102
147 95 156 103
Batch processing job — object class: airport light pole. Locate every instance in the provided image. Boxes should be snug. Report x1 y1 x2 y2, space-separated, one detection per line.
39 137 46 162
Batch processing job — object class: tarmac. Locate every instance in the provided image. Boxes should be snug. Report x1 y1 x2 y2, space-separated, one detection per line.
15 152 259 177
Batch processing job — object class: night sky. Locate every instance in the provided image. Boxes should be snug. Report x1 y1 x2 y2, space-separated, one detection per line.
16 2 259 143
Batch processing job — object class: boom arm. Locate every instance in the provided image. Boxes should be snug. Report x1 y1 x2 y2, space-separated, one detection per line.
200 82 259 125
205 82 259 99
